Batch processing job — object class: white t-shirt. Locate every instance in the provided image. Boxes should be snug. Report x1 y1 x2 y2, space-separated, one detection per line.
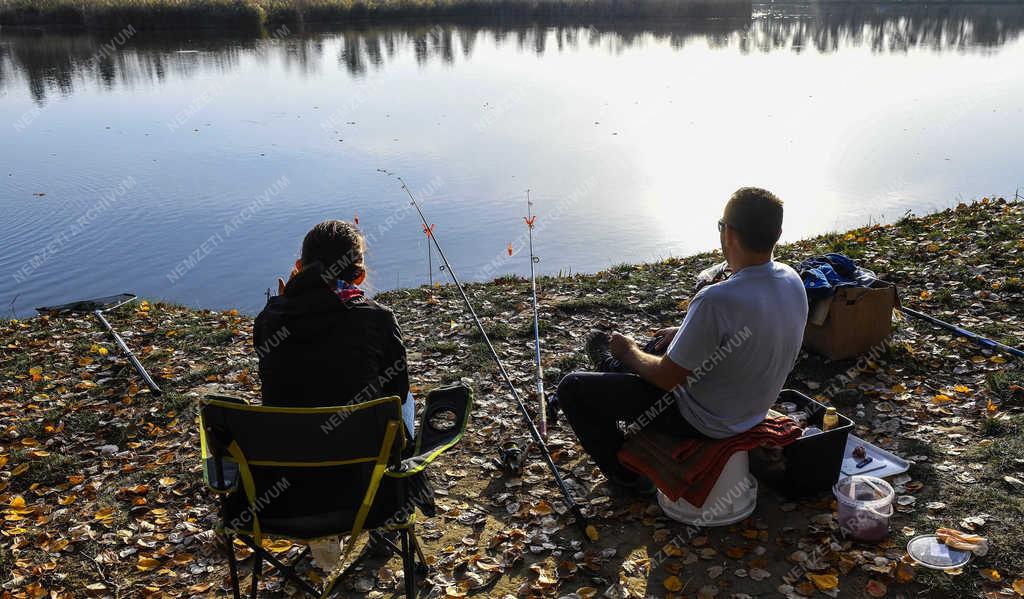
666 260 807 438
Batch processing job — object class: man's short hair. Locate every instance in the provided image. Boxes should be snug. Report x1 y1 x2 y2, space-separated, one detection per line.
723 187 783 253
300 220 365 282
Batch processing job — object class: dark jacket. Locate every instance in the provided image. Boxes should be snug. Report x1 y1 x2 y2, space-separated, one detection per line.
253 262 409 409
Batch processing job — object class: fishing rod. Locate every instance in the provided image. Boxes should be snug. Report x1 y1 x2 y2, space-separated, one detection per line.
900 306 1024 360
395 177 594 540
524 191 547 439
37 293 163 395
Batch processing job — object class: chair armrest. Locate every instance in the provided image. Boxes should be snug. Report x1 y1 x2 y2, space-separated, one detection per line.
391 384 472 476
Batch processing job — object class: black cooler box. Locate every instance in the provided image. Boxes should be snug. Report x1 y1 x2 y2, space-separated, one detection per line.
777 389 853 497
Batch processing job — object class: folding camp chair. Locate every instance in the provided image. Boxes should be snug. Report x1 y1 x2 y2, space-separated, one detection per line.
198 384 472 598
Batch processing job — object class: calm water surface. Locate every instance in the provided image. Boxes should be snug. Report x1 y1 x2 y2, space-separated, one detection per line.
2 4 1024 317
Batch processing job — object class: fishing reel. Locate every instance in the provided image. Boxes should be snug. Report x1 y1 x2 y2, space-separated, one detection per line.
497 440 528 475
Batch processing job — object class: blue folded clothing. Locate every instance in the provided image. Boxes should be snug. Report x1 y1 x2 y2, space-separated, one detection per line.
797 253 877 300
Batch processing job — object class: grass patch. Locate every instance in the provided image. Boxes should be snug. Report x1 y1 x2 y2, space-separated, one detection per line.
513 319 551 339
493 274 525 285
970 415 1024 472
10 451 77 491
550 352 585 377
553 295 633 314
421 339 460 354
987 368 1024 404
469 321 514 341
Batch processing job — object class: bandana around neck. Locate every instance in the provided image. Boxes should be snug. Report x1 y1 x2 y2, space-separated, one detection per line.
333 280 365 302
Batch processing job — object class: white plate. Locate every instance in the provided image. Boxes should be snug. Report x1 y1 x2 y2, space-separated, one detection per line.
841 434 910 479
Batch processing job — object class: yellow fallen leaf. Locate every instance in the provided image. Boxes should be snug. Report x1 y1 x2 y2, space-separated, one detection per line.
808 572 839 591
58 495 76 506
987 399 998 415
664 576 683 592
954 384 971 393
530 500 553 516
94 507 115 521
931 394 953 405
262 539 292 553
981 568 1001 582
9 495 26 509
991 355 1007 364
585 524 599 542
136 556 161 571
1012 578 1024 595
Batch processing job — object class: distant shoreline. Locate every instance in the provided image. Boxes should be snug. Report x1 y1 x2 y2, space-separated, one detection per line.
0 0 753 31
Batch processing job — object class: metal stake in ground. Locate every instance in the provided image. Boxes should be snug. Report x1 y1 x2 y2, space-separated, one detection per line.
423 223 436 287
396 177 594 540
36 293 163 395
524 190 547 438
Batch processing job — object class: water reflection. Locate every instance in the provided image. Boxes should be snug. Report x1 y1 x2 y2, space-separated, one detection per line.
3 4 1023 103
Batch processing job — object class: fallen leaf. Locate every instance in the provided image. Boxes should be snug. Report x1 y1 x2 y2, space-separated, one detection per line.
808 572 838 592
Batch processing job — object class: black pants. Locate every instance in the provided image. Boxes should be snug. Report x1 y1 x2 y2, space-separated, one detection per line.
556 372 709 479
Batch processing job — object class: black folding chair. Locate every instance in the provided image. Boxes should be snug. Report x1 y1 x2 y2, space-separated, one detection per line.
198 384 472 598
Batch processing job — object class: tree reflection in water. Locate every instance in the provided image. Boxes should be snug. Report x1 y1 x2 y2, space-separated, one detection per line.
3 3 1024 105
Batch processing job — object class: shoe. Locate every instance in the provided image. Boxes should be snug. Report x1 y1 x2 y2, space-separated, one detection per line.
606 470 657 496
545 393 560 427
585 330 623 372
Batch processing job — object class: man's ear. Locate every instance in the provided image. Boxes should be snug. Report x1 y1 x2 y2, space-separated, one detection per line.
293 259 302 274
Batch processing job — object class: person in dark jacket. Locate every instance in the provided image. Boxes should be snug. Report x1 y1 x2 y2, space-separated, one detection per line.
252 220 412 569
253 220 411 428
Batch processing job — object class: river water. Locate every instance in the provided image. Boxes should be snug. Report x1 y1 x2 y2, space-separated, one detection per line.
2 4 1023 317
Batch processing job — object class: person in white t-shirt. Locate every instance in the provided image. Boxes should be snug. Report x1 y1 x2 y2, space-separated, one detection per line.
556 187 808 494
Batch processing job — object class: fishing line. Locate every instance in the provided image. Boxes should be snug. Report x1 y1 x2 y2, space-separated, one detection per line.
393 176 593 539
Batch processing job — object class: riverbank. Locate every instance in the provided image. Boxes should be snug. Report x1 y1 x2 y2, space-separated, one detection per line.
1 198 1023 597
0 0 751 30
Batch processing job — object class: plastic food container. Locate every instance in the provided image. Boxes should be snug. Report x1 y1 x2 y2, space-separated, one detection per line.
833 475 894 543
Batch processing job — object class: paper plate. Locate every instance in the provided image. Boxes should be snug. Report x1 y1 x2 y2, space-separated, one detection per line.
907 535 972 570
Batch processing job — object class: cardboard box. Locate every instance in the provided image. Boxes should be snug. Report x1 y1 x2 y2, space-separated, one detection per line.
803 280 899 360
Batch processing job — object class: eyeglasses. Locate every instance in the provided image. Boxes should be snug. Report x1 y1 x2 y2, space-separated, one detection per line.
717 219 728 233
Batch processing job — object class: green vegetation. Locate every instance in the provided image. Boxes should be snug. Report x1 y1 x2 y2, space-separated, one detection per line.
0 0 751 30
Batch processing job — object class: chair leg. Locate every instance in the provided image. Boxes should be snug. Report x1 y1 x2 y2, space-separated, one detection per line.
401 529 416 599
256 545 320 597
223 533 242 599
250 549 262 599
409 529 429 577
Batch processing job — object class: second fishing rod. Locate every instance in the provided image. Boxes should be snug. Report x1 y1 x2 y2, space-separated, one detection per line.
396 177 594 540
